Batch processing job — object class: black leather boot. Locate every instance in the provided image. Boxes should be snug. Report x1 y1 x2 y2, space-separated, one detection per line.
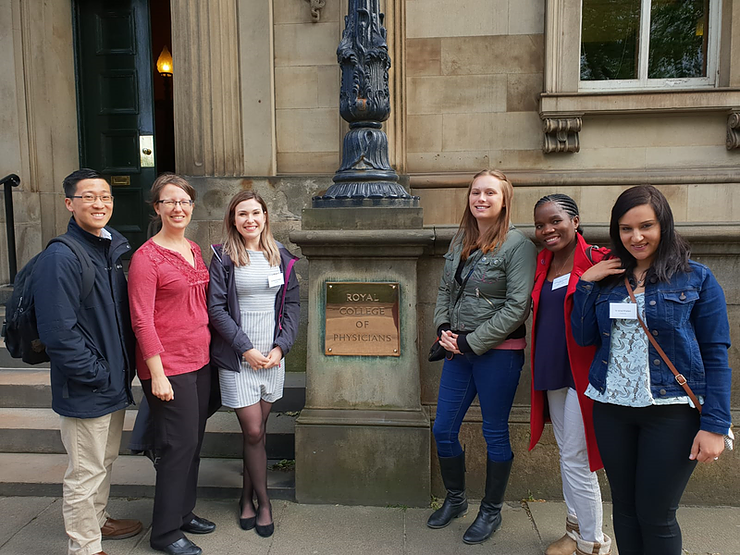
427 453 468 529
462 456 513 544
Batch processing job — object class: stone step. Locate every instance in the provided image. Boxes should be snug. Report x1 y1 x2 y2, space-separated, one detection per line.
0 407 297 460
0 452 295 499
0 369 306 413
0 350 49 370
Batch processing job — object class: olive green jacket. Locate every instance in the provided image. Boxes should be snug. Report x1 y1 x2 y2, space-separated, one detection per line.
433 226 537 355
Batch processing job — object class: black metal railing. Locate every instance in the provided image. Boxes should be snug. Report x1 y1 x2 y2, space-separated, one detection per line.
1 174 20 283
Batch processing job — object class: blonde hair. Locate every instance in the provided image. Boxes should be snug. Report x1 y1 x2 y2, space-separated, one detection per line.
221 191 280 267
455 169 514 260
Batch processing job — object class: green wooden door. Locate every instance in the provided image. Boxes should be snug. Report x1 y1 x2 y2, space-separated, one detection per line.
74 0 155 251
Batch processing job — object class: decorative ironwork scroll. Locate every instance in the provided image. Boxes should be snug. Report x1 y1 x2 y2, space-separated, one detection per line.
313 0 417 207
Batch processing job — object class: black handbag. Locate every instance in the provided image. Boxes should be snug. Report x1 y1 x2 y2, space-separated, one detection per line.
428 337 448 362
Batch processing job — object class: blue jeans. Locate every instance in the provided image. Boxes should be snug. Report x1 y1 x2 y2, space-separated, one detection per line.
433 349 524 462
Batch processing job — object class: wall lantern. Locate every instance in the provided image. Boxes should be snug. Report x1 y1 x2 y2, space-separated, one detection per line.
156 46 173 77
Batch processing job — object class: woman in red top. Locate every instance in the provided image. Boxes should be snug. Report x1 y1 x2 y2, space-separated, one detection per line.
529 195 611 555
129 174 213 555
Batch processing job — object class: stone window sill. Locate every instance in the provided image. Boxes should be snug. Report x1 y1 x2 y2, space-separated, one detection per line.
540 88 740 116
539 89 740 153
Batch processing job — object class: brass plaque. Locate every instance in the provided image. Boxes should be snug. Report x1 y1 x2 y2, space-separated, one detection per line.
111 175 130 186
325 282 400 357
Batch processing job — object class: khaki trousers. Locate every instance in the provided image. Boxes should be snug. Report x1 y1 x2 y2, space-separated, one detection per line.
59 409 125 555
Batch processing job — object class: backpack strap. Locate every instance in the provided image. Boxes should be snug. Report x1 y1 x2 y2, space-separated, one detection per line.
585 245 596 264
48 235 96 301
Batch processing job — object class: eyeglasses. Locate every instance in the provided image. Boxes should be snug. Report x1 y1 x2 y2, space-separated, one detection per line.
69 194 114 204
156 199 194 208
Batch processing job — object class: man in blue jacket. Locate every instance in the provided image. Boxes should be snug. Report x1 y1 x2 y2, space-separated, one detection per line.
34 169 141 555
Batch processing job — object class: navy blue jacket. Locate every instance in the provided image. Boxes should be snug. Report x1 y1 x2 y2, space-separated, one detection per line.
208 243 300 372
34 218 136 418
571 261 732 436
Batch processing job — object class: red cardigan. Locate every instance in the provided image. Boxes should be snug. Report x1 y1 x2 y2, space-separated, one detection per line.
528 233 608 472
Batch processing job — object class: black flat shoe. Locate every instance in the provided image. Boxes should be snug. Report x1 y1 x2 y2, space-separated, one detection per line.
255 503 274 537
240 515 256 530
154 537 202 555
239 497 256 530
255 521 274 538
180 515 216 535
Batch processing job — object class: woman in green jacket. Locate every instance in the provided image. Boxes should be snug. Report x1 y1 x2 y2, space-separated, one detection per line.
427 169 537 544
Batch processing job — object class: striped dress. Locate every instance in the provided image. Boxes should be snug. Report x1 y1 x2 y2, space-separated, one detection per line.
219 251 285 408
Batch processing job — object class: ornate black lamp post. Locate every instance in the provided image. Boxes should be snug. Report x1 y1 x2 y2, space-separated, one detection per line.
312 0 418 208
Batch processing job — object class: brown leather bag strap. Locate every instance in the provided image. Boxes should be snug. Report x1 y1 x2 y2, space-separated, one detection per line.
624 277 702 413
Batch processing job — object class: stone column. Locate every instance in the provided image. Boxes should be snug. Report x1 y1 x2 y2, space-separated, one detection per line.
1 0 78 279
171 0 244 176
292 210 433 506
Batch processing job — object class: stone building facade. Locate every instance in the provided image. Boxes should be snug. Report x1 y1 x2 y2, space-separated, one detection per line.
1 0 738 502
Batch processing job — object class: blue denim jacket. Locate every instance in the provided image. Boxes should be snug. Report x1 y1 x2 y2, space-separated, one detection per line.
571 260 732 435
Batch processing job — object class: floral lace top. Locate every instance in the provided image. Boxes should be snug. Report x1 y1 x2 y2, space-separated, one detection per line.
129 239 211 379
585 292 700 407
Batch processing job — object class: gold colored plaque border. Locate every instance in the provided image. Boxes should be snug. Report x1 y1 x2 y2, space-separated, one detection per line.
325 282 400 357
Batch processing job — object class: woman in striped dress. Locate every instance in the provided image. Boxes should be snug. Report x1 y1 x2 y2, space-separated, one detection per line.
207 191 300 538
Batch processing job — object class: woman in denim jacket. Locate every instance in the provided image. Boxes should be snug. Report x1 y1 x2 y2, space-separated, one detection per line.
427 169 537 545
571 185 732 555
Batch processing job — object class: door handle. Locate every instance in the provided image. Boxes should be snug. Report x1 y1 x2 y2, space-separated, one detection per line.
140 135 155 167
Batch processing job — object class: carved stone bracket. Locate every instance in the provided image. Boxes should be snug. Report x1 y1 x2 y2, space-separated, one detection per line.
727 111 740 150
303 0 326 21
542 117 582 153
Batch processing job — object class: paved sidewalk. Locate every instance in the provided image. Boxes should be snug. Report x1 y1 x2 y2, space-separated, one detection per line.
1 496 739 555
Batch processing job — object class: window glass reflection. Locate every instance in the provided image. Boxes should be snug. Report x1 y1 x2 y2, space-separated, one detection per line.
581 0 641 80
648 0 709 78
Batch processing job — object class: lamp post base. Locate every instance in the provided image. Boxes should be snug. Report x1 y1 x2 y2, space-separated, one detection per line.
312 184 419 208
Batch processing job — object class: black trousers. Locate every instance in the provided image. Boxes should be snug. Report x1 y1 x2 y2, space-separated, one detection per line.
142 365 211 549
592 401 699 555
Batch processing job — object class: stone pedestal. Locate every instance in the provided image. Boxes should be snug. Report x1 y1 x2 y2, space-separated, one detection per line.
291 207 433 506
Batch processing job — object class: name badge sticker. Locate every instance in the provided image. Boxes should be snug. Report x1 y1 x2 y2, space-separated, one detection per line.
551 273 570 290
268 273 284 288
610 302 637 320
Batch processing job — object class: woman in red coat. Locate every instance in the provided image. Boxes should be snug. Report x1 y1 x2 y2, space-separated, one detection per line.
529 195 611 555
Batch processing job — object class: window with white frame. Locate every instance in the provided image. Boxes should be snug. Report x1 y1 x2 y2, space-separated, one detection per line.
579 0 721 89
